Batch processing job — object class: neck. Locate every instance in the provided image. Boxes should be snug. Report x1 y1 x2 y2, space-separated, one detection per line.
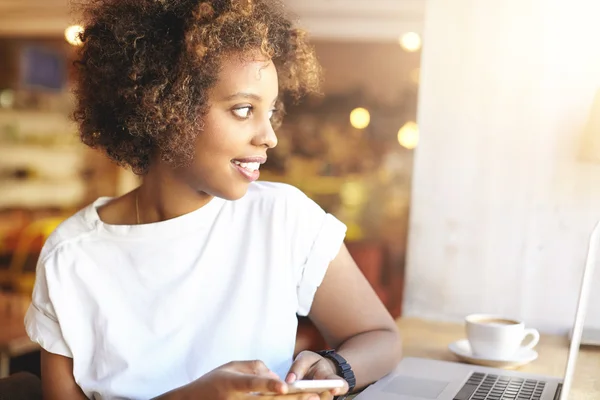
137 164 213 223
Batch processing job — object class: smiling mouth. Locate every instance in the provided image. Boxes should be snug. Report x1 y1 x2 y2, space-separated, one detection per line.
231 160 260 172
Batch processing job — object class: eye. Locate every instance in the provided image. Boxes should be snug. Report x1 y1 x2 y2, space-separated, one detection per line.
268 109 277 119
232 106 252 119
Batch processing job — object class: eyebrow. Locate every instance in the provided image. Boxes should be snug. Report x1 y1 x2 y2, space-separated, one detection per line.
222 92 278 104
222 92 262 101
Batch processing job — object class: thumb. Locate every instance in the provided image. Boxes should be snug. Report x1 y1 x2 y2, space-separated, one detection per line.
286 351 322 383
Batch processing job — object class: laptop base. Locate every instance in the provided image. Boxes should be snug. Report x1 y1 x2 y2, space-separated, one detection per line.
354 357 562 400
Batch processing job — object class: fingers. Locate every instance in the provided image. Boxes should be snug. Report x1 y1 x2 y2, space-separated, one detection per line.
318 392 334 400
286 351 322 383
232 374 287 395
245 393 323 400
292 359 348 396
225 360 275 377
319 373 349 396
222 360 287 395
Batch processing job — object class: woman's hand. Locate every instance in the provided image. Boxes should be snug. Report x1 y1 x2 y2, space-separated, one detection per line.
156 360 324 400
285 351 349 399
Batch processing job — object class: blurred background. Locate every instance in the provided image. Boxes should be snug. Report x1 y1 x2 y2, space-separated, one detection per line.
2 0 600 378
0 0 423 357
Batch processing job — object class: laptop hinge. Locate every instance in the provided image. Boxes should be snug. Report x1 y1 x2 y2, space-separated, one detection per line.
553 383 563 400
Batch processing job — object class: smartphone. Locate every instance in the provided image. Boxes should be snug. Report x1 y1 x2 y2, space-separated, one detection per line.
254 379 346 396
286 379 346 394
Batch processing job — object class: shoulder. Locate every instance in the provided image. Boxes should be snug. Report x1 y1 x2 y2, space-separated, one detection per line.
40 199 105 263
237 181 323 217
229 181 327 228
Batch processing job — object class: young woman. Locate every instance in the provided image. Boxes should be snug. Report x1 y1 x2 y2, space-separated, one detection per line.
24 0 402 399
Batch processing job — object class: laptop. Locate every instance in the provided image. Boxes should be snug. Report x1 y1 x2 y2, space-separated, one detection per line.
355 220 599 400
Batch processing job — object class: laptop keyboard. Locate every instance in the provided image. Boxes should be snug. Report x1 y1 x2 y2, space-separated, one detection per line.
454 372 546 400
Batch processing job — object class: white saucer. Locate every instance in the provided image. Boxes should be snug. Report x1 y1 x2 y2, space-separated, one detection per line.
448 339 538 369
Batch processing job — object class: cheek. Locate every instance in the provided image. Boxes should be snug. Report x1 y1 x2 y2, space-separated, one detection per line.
193 119 242 163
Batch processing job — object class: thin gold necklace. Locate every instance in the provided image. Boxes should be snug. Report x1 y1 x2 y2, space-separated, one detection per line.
135 190 141 224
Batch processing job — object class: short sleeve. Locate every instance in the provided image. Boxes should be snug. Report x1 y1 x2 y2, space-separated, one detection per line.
24 254 73 358
288 188 347 316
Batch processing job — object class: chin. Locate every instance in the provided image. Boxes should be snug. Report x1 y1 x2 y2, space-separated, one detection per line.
213 184 250 201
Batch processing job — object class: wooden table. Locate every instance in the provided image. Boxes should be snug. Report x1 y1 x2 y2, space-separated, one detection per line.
382 318 600 399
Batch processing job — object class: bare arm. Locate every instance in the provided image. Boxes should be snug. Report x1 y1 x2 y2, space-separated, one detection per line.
41 352 314 400
40 349 88 400
307 243 402 389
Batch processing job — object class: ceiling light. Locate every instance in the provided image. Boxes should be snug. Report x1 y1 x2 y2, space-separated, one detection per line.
65 25 84 46
399 32 422 52
350 107 371 129
397 121 419 149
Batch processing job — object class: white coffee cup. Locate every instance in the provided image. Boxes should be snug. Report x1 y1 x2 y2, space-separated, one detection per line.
465 314 540 360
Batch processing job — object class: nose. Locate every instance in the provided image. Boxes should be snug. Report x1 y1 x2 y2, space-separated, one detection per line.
252 119 278 149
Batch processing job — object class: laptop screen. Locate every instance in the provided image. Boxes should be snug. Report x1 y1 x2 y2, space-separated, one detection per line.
559 220 599 399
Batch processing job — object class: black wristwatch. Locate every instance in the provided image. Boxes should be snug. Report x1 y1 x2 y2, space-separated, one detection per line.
317 349 356 399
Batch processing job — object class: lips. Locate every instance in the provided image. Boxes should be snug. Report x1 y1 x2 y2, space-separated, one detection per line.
231 156 267 182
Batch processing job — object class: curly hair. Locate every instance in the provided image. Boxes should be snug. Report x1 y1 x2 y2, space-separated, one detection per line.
73 0 322 175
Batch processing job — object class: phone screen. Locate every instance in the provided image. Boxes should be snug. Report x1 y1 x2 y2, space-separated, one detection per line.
286 379 346 394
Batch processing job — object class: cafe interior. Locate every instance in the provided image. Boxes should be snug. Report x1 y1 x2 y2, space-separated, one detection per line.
1 0 599 398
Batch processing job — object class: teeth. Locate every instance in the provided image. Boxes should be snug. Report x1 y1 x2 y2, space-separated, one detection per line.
233 160 260 172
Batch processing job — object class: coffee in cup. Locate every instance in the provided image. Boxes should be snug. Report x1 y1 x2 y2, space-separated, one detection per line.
465 314 540 359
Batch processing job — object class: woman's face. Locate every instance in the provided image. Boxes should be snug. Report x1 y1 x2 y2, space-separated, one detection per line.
177 52 280 200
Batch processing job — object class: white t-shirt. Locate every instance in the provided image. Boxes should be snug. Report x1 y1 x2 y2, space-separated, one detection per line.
24 181 347 400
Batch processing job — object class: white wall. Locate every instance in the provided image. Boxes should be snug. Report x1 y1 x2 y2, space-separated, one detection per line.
0 0 425 40
287 0 424 42
404 0 600 334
